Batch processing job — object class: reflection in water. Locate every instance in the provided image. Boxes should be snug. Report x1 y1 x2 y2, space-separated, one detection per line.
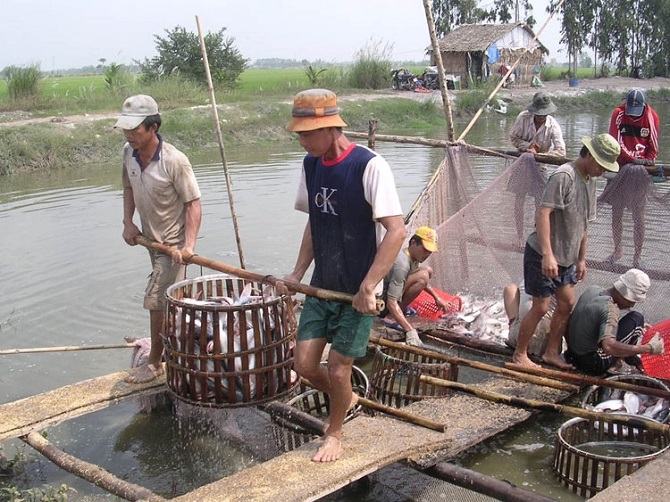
2 105 670 499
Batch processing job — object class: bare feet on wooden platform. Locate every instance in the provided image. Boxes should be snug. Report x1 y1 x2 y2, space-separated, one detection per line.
125 362 164 384
542 353 575 371
312 434 343 462
511 352 540 369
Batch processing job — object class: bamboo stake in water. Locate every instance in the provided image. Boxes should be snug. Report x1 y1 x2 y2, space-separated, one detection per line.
0 343 136 355
195 15 246 269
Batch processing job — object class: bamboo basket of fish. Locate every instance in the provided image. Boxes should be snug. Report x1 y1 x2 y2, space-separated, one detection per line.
370 345 458 408
553 415 670 498
581 374 670 424
163 274 299 407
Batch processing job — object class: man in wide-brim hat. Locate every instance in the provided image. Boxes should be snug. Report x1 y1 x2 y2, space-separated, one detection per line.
507 91 567 248
281 89 406 462
512 134 621 370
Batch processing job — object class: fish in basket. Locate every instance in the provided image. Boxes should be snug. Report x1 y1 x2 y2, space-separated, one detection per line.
164 274 299 407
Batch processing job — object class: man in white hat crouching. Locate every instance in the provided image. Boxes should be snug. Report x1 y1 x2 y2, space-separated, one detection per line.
565 268 664 375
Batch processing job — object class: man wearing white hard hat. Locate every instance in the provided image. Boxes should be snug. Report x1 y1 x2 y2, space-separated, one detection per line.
116 95 202 384
565 269 664 375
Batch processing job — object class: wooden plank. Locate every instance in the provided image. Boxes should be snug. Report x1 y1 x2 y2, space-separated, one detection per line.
174 378 568 502
0 370 165 440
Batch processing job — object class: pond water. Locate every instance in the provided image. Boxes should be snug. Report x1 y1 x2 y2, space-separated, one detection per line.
2 100 670 499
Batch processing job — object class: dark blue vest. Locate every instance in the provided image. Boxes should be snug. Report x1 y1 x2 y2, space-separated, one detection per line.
303 145 378 295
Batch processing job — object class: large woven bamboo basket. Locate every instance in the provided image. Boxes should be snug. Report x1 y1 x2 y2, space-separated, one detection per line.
553 415 670 498
370 345 458 408
164 274 299 407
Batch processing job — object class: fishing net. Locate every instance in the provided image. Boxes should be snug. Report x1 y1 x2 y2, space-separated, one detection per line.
406 144 670 325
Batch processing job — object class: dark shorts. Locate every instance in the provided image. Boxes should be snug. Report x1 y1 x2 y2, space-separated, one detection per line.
298 296 373 359
523 244 577 298
565 311 645 375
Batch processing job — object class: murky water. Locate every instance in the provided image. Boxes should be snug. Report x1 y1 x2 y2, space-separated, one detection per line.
2 102 670 499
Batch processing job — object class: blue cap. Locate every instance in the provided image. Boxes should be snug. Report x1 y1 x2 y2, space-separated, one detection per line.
625 89 646 117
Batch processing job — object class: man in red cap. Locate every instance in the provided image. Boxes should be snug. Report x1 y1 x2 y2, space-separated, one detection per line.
282 88 405 462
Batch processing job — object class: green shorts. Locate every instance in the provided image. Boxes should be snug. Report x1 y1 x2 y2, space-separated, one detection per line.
298 296 373 359
143 250 185 311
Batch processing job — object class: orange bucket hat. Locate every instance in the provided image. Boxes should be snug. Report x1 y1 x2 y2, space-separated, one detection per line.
286 88 347 132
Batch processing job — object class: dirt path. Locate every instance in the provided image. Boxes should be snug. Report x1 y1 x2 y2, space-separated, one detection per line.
2 76 669 128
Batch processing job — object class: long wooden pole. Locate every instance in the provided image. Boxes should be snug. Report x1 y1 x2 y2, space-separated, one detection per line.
135 235 384 311
505 362 670 400
456 0 566 143
195 15 246 269
300 377 446 432
23 432 165 501
346 131 569 166
0 343 135 355
422 0 455 141
370 335 577 392
419 375 670 435
427 462 555 502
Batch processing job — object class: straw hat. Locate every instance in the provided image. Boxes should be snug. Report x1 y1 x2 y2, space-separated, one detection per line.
286 89 347 132
581 134 621 173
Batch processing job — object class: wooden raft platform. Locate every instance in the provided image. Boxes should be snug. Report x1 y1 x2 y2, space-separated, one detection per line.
174 378 566 502
0 366 567 501
0 369 164 441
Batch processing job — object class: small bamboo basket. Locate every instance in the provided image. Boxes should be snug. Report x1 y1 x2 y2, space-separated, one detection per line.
369 345 458 408
164 274 299 407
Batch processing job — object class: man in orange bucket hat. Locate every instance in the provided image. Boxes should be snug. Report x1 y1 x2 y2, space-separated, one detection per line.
282 89 405 462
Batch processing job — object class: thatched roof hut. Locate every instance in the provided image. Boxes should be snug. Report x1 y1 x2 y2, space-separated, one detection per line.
428 23 549 88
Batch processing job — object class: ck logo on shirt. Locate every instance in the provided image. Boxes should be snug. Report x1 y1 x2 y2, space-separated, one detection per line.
314 187 338 215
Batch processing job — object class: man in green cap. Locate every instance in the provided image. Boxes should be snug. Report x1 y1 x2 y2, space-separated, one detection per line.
512 134 621 370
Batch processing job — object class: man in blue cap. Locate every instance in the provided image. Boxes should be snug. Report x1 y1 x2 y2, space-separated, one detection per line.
602 89 661 268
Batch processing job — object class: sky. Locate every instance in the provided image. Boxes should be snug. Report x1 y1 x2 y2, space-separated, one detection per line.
2 0 564 72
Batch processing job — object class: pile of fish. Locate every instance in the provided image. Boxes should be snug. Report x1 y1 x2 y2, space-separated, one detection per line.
435 295 510 345
168 283 296 400
583 381 670 424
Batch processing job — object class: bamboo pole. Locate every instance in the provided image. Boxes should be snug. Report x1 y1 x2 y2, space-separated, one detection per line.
427 462 555 502
262 401 328 436
456 0 566 142
370 335 578 392
300 377 446 432
505 362 670 400
0 343 135 355
419 375 670 435
347 130 570 166
195 15 246 269
22 431 165 501
422 0 455 141
134 236 384 311
367 119 377 150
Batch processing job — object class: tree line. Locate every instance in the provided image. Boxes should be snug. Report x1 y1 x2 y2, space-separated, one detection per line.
431 0 670 78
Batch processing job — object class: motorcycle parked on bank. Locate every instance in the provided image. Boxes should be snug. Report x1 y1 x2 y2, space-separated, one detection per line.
391 68 416 91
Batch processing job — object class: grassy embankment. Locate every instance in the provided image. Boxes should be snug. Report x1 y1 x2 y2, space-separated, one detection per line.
0 68 449 174
1 67 667 174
